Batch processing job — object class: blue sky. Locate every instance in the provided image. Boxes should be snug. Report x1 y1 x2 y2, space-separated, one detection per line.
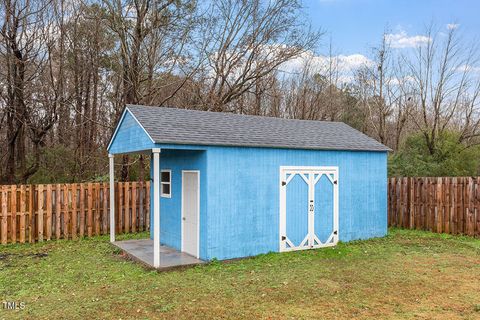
305 0 480 55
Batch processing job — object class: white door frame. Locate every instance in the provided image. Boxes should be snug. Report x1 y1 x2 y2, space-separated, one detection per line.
279 166 339 252
181 170 200 258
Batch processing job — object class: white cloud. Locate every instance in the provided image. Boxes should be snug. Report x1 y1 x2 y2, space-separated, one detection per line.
447 23 460 30
385 31 431 48
335 54 373 70
279 51 373 83
388 75 416 86
455 64 480 73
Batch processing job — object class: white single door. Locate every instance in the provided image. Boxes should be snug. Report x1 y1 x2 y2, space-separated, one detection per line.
279 166 339 252
182 171 200 258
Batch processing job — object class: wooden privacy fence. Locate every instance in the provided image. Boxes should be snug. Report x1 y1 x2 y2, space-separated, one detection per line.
388 177 480 237
0 182 150 244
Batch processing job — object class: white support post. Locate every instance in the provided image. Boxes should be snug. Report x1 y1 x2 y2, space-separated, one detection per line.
152 148 161 268
109 154 115 243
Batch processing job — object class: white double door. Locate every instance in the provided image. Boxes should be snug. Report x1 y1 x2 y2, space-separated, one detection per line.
279 166 339 252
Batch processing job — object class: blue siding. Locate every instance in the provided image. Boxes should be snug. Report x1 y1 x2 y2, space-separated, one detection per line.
204 147 387 260
149 149 208 259
108 111 155 154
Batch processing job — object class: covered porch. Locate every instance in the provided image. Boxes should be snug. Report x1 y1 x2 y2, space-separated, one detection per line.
108 147 203 269
107 106 206 269
108 147 164 268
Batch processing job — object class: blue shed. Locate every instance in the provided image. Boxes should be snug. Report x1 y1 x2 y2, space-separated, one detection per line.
107 104 390 267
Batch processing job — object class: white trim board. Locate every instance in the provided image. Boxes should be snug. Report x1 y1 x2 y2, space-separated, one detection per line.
181 170 201 259
107 107 156 152
279 166 339 252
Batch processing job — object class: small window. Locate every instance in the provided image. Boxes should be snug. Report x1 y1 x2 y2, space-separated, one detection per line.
161 170 171 198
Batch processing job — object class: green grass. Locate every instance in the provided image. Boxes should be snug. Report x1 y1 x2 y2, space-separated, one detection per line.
1 229 479 319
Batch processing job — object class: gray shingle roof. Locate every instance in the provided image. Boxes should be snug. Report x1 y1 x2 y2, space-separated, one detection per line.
126 104 391 152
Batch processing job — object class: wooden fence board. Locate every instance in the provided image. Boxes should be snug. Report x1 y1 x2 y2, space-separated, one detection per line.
63 184 69 239
132 182 137 233
29 185 34 243
11 185 17 243
38 185 44 242
95 184 101 236
139 182 144 232
87 183 93 237
55 184 61 239
19 185 26 243
71 184 78 240
0 181 150 244
388 177 479 238
124 182 130 233
102 183 108 234
79 184 85 237
1 186 7 244
46 184 52 240
118 183 123 234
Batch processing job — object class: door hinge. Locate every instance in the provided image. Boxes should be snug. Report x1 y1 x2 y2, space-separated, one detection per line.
333 230 338 235
334 180 338 185
281 181 286 186
281 236 286 241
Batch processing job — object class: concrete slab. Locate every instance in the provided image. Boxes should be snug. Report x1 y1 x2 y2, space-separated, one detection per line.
113 239 205 270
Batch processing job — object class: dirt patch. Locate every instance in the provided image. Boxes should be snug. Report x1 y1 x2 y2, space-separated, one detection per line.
0 253 11 260
29 252 48 259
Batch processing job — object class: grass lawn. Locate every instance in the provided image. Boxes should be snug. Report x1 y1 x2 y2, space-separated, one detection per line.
1 229 479 319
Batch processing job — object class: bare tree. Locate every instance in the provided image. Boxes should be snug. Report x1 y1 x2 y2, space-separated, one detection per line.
355 33 394 145
0 0 58 183
352 32 417 150
403 25 480 154
100 0 197 180
195 0 321 112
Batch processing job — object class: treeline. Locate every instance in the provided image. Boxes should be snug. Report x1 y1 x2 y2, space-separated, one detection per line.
1 0 479 184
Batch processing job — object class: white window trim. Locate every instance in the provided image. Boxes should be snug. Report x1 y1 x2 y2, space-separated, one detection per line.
161 169 172 198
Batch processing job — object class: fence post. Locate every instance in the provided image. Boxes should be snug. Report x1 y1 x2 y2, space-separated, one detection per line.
124 182 130 233
11 185 17 243
87 183 93 237
38 185 44 242
132 182 137 233
46 184 52 240
71 184 77 240
29 185 34 243
1 186 8 244
19 185 26 243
